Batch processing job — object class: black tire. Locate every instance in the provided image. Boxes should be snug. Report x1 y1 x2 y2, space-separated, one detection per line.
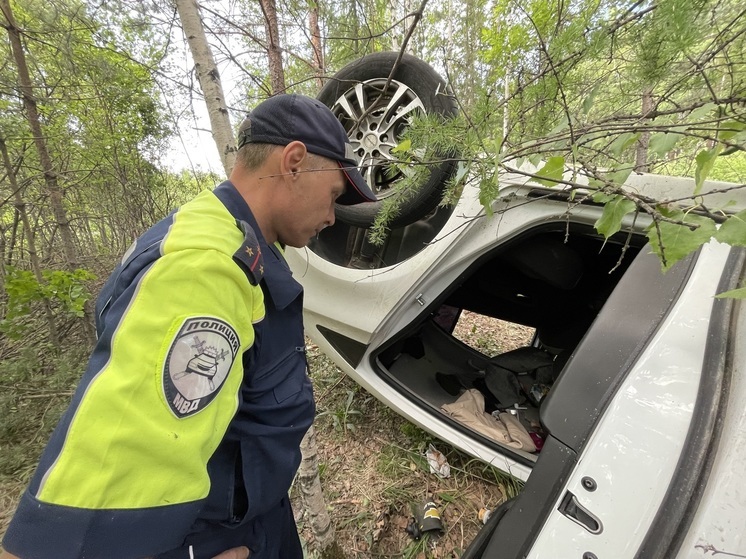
318 52 458 228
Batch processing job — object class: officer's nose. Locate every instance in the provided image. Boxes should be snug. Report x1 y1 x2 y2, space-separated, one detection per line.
326 204 335 228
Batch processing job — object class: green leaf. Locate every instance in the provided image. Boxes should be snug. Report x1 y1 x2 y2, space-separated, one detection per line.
392 138 411 154
581 85 599 115
534 156 565 187
479 175 499 217
694 145 722 195
649 132 683 157
690 103 717 121
717 120 746 143
606 167 633 186
715 210 746 247
591 191 614 204
646 209 718 271
549 117 569 136
589 167 633 193
595 195 636 238
721 131 746 156
715 285 746 299
609 132 640 157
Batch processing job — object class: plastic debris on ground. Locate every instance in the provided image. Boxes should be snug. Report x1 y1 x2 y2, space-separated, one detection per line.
425 444 450 478
419 501 444 534
405 516 422 540
406 501 444 540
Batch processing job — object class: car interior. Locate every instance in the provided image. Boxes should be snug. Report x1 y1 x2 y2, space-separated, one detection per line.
372 222 648 463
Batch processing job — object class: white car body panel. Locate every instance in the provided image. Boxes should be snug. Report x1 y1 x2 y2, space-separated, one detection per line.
678 298 746 557
526 242 733 558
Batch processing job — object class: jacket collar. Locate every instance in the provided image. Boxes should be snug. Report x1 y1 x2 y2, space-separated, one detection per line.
213 181 302 310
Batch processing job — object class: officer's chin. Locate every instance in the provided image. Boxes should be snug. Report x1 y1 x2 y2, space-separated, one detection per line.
280 236 308 249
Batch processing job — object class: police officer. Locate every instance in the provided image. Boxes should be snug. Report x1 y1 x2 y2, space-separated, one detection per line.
1 94 376 559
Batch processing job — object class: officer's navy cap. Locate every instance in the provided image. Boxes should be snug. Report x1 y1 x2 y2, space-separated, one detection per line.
237 94 377 206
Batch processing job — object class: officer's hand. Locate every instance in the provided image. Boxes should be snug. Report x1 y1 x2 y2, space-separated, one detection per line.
210 546 250 559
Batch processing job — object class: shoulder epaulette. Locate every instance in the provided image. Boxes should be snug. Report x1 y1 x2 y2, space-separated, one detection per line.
233 220 264 286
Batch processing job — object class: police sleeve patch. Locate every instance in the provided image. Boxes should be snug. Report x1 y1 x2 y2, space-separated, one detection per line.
163 317 240 418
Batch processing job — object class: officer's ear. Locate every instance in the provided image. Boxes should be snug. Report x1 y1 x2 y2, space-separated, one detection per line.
281 141 307 179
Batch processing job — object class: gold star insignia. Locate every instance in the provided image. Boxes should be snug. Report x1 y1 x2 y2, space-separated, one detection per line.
259 265 264 275
245 247 254 257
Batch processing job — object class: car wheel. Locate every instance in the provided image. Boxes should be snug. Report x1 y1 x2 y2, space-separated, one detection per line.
318 51 458 228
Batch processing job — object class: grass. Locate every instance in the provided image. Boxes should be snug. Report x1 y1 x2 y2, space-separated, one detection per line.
303 345 522 558
0 344 87 477
316 388 367 435
0 341 89 542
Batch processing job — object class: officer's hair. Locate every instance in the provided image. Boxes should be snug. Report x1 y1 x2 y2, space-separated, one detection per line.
236 143 330 172
236 142 277 171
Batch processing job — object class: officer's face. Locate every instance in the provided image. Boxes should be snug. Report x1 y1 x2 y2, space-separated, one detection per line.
279 156 345 248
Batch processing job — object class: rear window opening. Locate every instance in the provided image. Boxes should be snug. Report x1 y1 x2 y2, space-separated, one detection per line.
452 314 535 355
374 224 646 462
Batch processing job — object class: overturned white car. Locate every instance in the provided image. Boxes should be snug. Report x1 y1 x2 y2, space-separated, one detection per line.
287 52 746 558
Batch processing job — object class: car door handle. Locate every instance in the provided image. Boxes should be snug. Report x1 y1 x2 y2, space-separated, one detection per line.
558 491 603 535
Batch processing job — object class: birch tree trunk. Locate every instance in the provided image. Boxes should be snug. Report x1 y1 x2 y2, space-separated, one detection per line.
309 2 324 89
298 425 344 559
389 0 400 51
259 0 286 94
0 137 60 346
174 0 236 175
